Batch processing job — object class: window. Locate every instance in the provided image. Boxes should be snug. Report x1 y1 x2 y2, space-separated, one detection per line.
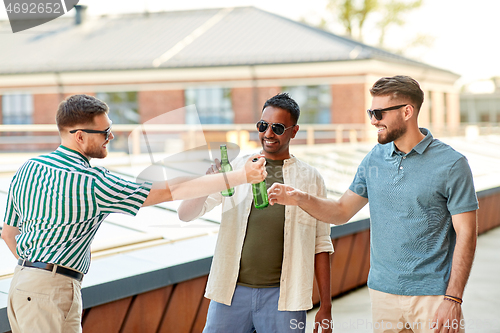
2 93 33 124
185 87 233 124
96 92 139 124
282 85 331 124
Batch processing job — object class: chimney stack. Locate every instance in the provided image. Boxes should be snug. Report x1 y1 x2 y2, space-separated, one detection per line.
75 5 87 25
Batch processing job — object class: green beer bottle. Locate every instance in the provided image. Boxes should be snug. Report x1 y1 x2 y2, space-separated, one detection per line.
252 158 269 209
220 144 235 197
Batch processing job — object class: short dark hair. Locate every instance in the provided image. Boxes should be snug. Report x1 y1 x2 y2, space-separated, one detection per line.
56 94 109 131
369 75 424 112
262 93 300 124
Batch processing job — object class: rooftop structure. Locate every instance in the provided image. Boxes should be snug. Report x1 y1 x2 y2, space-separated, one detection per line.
1 6 461 137
0 6 450 74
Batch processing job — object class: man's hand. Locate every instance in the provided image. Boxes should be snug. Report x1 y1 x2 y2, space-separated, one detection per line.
431 300 462 333
207 158 221 175
267 183 304 206
313 305 333 333
242 154 267 184
1 223 20 259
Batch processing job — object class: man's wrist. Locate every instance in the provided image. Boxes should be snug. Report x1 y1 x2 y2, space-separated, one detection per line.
318 300 332 310
296 190 310 208
228 169 245 187
444 295 463 305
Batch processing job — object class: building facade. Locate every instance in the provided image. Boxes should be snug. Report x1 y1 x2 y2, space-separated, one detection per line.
460 77 500 123
1 7 460 136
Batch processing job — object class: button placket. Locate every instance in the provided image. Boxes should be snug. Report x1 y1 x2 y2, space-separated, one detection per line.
397 154 404 172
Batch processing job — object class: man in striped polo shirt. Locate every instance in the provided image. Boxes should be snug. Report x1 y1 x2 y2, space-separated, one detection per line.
1 94 266 333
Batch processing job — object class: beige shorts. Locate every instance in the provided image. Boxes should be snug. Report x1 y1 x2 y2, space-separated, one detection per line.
7 265 83 333
369 288 465 333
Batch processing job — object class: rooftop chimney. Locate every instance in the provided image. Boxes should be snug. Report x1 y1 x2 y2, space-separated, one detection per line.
75 5 87 25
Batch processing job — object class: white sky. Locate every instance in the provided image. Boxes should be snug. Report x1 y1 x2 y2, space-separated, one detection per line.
2 0 500 87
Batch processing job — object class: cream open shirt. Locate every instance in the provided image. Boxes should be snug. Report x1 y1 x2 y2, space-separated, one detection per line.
194 154 334 311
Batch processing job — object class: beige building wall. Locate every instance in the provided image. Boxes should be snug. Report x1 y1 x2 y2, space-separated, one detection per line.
431 91 445 129
446 92 460 129
0 61 461 132
419 94 430 128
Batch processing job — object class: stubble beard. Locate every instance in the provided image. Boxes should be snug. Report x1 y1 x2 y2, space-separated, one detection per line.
85 143 107 159
378 120 407 145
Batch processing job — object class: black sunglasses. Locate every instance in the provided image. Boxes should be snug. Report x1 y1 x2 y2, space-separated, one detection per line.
256 120 295 136
366 104 409 121
69 127 112 141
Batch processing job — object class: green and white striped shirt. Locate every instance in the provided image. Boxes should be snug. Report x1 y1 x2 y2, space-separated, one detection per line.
4 146 152 274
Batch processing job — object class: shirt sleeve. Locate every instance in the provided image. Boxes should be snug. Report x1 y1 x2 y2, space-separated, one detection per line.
348 152 370 198
4 178 21 227
314 171 334 254
94 167 153 216
446 156 479 216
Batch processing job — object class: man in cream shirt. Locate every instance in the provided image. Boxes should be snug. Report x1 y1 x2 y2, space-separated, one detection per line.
179 93 334 333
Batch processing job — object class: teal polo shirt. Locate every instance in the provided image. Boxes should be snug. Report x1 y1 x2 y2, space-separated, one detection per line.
349 128 478 296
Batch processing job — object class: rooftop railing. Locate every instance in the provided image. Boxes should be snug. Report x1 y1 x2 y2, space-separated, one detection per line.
0 123 499 154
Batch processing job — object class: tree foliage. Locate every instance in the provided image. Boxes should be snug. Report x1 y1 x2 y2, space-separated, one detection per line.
326 0 422 46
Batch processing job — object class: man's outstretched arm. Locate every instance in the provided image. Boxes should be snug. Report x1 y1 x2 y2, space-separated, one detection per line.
178 158 221 222
268 185 368 225
143 154 266 207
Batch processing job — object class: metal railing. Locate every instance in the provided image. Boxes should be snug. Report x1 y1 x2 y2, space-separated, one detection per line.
0 123 499 154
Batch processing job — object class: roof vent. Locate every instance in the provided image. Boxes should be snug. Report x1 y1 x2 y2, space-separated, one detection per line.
75 5 87 25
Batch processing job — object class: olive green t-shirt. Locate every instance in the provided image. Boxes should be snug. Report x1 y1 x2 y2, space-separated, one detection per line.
237 158 286 288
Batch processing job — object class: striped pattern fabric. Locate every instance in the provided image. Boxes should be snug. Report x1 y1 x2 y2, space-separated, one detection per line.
4 146 152 274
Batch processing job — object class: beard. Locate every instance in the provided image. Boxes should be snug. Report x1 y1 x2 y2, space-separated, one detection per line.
84 142 108 159
377 119 407 145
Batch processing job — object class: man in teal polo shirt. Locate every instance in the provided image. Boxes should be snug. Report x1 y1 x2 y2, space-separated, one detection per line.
268 76 478 333
1 94 266 333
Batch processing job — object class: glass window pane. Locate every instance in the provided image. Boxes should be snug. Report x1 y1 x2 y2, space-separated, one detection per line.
283 85 331 124
2 93 33 124
185 87 234 124
96 92 139 124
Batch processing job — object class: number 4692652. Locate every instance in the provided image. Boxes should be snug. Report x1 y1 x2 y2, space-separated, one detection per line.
5 2 62 14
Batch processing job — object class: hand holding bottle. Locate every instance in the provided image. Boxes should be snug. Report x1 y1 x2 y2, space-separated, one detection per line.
206 159 221 175
251 158 269 209
220 145 235 196
215 146 267 197
243 155 267 184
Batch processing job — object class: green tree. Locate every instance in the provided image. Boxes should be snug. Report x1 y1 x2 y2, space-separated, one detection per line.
377 0 423 46
325 0 422 46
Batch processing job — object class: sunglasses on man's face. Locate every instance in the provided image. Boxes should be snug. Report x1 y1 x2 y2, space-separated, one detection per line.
366 104 409 121
256 120 295 136
69 127 112 141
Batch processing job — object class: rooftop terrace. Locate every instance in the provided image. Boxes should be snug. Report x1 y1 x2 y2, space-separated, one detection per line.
0 132 499 332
